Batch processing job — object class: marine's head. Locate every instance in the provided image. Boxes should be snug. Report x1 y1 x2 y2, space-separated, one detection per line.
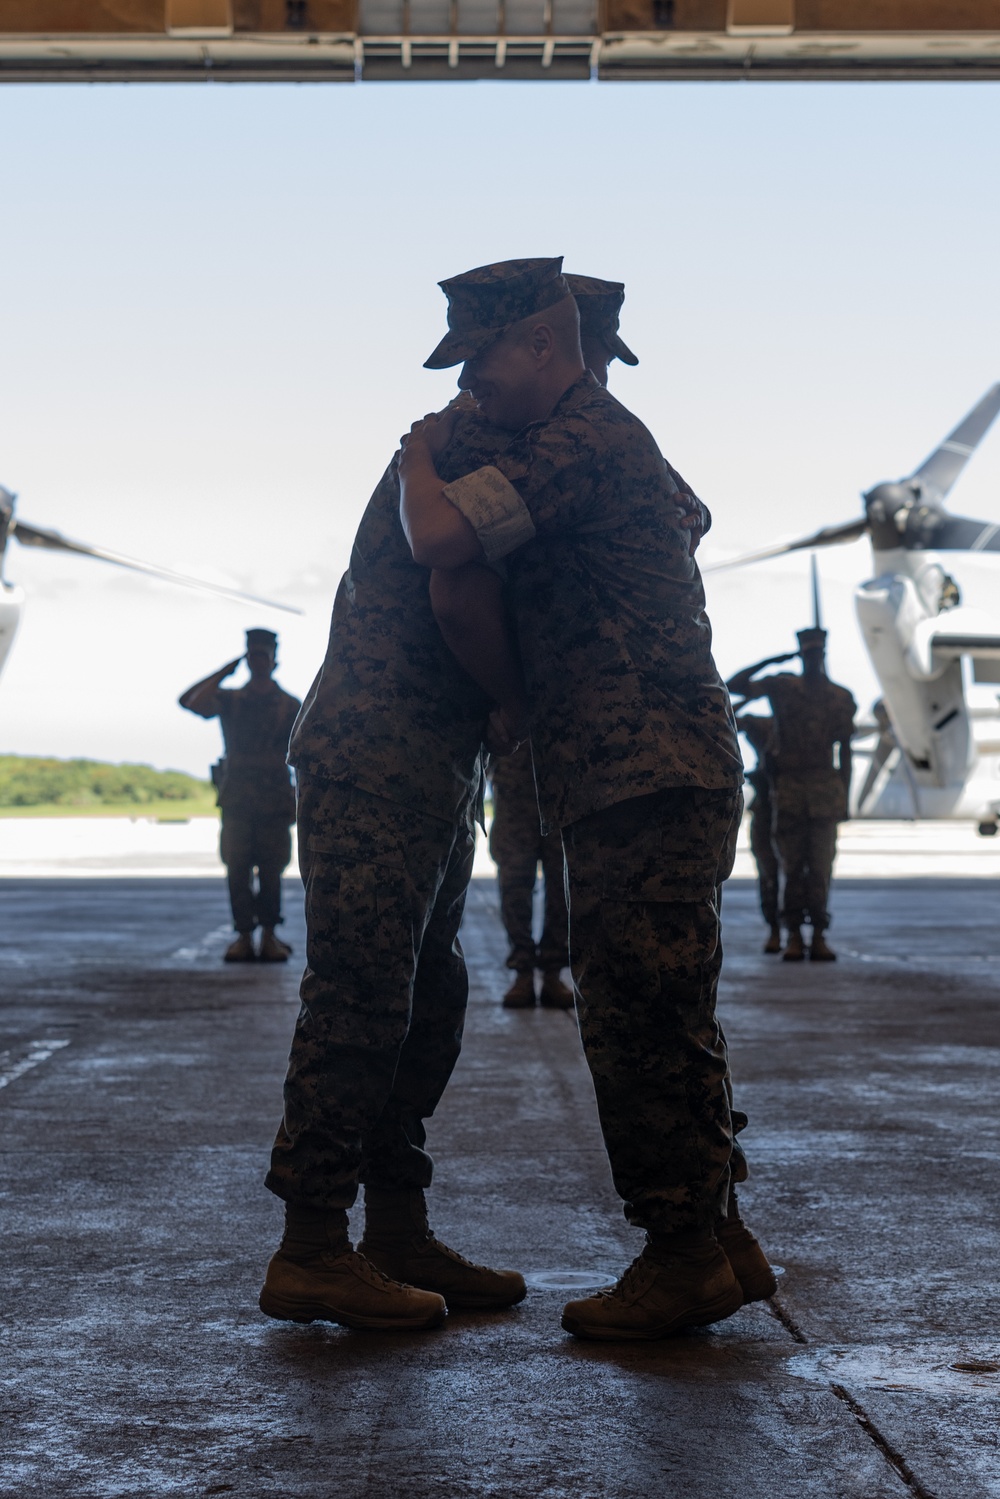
246 627 278 680
425 257 584 431
564 274 638 389
796 627 827 674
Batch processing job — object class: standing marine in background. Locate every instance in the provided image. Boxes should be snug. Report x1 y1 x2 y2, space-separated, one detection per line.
489 743 572 1009
179 629 301 964
734 712 782 954
727 628 856 962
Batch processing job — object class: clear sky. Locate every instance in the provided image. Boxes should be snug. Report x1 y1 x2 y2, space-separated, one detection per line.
1 80 999 777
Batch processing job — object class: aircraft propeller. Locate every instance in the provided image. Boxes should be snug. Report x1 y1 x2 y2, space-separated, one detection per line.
706 382 1000 573
0 486 302 615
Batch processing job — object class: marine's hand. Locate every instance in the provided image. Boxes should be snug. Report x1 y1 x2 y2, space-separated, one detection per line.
674 496 705 557
401 408 459 462
220 656 243 678
485 707 527 759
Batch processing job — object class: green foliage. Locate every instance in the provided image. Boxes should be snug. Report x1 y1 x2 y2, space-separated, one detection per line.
0 756 212 809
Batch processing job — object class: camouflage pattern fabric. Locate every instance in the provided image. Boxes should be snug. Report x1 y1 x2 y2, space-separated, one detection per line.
424 256 571 370
212 682 301 821
441 374 744 832
288 412 517 828
266 776 476 1209
563 786 744 1234
563 273 638 366
762 672 857 789
219 813 293 933
755 672 856 931
488 742 568 973
774 813 839 932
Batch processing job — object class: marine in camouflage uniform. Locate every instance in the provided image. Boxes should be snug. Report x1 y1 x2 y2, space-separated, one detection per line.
402 258 774 1338
728 629 856 961
488 740 571 1008
179 629 300 963
735 712 782 951
258 394 531 1331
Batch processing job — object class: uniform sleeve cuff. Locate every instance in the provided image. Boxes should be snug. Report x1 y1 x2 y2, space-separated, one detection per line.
441 465 536 563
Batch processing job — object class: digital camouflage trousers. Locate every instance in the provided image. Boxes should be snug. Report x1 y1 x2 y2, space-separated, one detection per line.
219 813 293 932
775 813 839 932
563 785 745 1235
265 776 475 1211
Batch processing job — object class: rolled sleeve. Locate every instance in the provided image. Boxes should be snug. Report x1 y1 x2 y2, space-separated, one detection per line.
441 465 537 563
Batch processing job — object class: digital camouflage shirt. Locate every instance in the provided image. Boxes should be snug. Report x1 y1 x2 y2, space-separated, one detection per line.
212 682 301 821
758 672 857 822
440 373 744 830
288 415 513 826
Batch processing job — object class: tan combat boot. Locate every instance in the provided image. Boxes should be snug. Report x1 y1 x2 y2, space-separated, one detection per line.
716 1189 777 1302
224 932 256 963
810 932 837 961
502 972 536 1009
258 928 293 962
782 928 805 962
561 1230 743 1341
763 925 782 954
538 970 575 1009
359 1187 527 1310
259 1204 447 1331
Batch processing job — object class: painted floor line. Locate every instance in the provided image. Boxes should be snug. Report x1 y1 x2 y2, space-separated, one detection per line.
171 923 234 963
0 1038 71 1091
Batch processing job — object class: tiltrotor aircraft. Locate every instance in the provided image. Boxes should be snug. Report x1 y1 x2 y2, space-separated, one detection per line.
710 384 1000 831
0 484 300 681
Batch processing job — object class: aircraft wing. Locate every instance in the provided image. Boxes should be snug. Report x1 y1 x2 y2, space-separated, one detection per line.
11 520 303 615
929 631 1000 660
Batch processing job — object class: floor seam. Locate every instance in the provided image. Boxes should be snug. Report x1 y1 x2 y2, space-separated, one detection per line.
829 1381 939 1499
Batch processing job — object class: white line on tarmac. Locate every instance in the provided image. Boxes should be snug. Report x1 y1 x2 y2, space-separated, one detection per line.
0 1038 71 1091
171 923 233 963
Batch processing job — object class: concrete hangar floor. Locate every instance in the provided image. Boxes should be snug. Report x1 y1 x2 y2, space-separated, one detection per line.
0 862 997 1498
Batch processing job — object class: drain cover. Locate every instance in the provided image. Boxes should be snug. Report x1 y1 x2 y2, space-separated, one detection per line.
525 1270 618 1291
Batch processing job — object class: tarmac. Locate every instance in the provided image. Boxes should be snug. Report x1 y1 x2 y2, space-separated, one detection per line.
1 868 998 1499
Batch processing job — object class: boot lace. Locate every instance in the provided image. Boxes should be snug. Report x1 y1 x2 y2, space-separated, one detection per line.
595 1254 647 1302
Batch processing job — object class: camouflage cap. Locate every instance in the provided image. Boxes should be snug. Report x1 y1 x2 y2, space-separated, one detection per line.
565 273 639 366
246 628 278 652
424 257 572 370
796 628 827 651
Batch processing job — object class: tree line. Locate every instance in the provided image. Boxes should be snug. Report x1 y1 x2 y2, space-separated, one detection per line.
0 755 212 808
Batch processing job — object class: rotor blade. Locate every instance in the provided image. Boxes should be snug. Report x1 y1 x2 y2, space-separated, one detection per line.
704 517 869 573
927 514 1000 553
911 382 1000 498
11 520 303 615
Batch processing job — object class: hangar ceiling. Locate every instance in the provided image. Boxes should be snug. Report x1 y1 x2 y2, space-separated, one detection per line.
1 0 999 80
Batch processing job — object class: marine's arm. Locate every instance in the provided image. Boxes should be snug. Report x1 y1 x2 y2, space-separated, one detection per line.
178 658 242 718
428 565 529 747
726 654 798 700
398 412 486 569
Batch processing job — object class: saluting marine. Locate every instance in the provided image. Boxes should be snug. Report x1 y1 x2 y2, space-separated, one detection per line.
179 629 301 963
727 629 856 961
